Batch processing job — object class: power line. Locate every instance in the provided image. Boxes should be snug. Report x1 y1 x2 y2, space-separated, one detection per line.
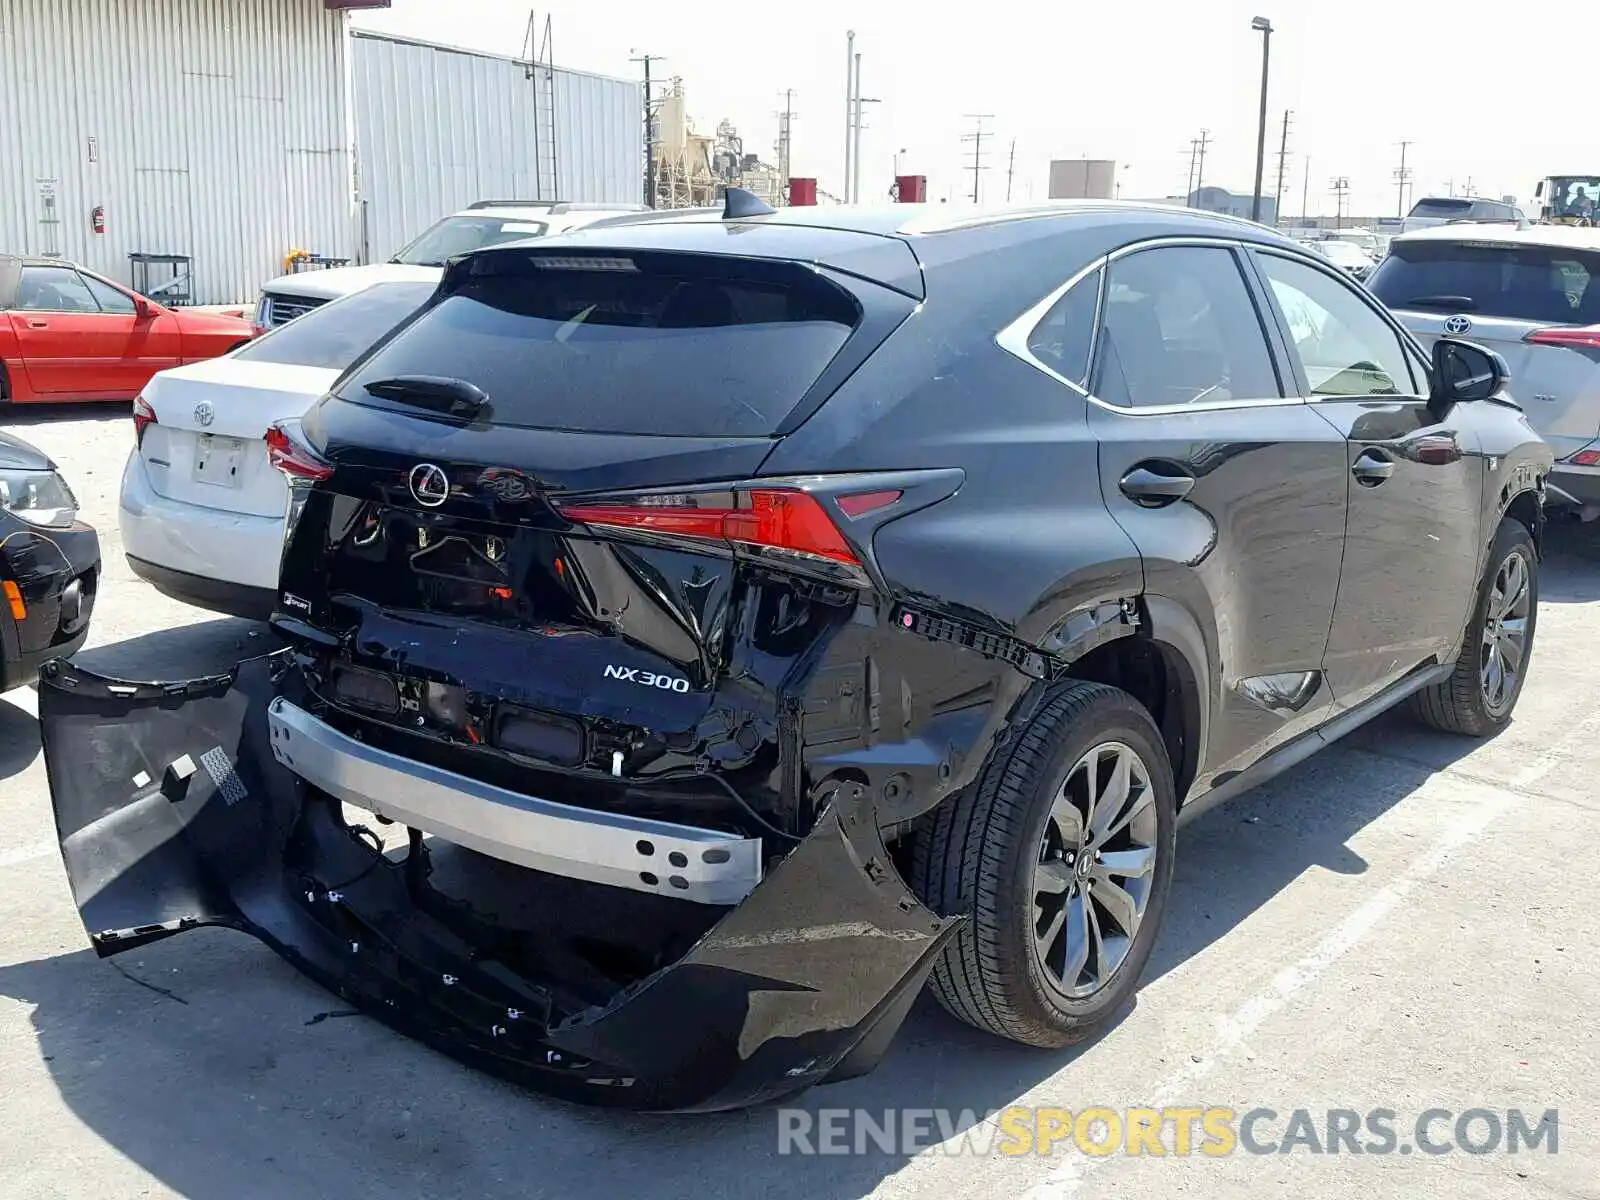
1273 110 1292 227
961 114 994 204
1394 140 1414 217
1194 128 1211 196
629 51 664 208
1330 175 1350 228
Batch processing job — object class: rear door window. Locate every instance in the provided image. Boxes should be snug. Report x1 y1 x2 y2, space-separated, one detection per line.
1369 240 1600 324
233 281 438 370
1090 245 1282 408
335 251 862 437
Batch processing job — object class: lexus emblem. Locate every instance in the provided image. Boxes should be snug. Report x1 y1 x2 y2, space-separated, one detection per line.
408 463 450 508
1443 314 1472 335
193 400 214 427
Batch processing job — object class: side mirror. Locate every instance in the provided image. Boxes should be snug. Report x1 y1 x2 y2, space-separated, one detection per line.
134 296 154 319
1431 337 1508 405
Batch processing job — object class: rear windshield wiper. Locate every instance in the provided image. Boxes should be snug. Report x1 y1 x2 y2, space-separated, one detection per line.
1399 295 1479 311
363 375 490 419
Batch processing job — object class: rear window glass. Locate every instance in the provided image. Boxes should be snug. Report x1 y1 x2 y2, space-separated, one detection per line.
334 251 861 437
1407 199 1473 219
233 282 437 370
1369 241 1600 323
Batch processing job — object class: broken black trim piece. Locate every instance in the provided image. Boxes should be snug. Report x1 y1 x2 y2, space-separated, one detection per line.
37 653 961 1112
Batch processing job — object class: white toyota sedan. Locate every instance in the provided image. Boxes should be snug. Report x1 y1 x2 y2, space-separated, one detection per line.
119 280 437 619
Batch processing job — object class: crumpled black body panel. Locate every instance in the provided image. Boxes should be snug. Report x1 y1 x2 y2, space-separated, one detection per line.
38 652 960 1112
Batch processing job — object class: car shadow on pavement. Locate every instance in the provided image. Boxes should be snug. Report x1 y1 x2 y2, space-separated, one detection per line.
2 400 132 426
0 618 1506 1200
1536 519 1600 602
0 696 39 782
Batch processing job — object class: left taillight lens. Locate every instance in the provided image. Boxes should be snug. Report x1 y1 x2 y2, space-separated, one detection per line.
265 419 334 482
555 487 875 568
132 395 157 447
1525 325 1600 350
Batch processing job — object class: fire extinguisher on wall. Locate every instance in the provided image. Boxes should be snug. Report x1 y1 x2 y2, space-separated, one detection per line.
90 205 106 235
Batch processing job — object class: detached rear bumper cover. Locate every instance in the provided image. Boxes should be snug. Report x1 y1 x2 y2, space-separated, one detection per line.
38 652 959 1112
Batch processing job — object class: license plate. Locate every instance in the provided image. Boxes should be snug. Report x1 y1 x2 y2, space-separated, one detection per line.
193 435 244 488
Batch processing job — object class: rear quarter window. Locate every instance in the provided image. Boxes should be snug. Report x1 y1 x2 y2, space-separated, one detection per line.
1369 241 1600 324
334 251 862 437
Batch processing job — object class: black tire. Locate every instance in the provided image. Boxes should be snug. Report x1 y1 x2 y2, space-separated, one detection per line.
911 680 1177 1048
1409 516 1538 736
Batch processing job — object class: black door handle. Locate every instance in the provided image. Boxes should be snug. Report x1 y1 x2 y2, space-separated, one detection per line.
1119 466 1195 508
1352 451 1395 486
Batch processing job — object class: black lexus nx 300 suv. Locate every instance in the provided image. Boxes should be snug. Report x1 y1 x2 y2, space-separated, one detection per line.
40 194 1551 1111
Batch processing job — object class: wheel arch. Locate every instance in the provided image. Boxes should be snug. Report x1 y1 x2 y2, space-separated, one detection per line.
1502 487 1543 559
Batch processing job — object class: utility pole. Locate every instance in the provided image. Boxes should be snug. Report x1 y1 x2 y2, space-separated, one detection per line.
961 114 993 204
1394 140 1413 217
844 30 857 206
1301 154 1310 224
1185 139 1199 201
1273 110 1292 228
1006 138 1017 202
629 51 663 208
850 55 879 204
1194 128 1211 196
1330 175 1350 228
1463 175 1475 197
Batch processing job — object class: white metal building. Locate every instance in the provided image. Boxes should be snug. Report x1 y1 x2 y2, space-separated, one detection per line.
1 5 643 303
0 0 356 305
349 31 642 264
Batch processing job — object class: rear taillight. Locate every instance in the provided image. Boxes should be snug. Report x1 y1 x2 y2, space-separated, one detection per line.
1525 325 1600 350
1567 447 1600 466
132 395 157 446
555 488 864 567
265 420 334 482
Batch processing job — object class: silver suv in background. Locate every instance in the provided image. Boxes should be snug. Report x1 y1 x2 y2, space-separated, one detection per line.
252 200 649 331
1400 196 1529 234
1369 223 1600 515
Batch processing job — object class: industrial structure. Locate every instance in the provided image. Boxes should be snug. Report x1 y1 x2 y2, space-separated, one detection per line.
648 79 784 209
0 0 641 304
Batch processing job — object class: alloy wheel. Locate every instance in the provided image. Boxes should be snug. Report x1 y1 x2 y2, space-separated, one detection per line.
1481 547 1531 718
1032 740 1159 999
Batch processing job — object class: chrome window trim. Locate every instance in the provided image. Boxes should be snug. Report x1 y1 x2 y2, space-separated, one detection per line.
995 235 1311 417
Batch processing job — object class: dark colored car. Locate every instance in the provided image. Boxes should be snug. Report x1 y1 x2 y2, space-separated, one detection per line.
0 431 98 691
37 195 1551 1112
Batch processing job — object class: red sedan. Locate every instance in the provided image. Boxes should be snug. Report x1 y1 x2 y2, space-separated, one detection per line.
0 255 255 406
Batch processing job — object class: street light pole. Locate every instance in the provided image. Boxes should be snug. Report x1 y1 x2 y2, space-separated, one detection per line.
1249 16 1273 224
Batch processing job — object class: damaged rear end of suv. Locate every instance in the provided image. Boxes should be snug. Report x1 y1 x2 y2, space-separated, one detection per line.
38 205 1028 1112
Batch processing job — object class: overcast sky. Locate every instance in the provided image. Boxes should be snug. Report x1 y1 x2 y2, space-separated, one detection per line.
353 1 1591 218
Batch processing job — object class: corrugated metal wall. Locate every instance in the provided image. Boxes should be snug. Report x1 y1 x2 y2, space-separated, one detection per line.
0 0 353 304
350 32 641 263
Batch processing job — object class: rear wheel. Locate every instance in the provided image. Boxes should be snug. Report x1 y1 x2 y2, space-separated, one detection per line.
1409 516 1538 736
911 680 1177 1048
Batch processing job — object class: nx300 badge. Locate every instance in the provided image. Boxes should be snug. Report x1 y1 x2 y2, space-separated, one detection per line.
603 664 691 693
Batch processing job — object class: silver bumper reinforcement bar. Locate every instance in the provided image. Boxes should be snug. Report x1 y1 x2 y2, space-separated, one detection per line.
266 698 764 905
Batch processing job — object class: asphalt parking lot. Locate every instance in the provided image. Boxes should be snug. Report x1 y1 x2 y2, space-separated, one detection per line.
2 403 1597 1200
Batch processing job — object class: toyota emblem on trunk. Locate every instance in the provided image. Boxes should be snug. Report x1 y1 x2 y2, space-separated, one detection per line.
1444 315 1472 334
193 400 214 427
409 463 450 507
